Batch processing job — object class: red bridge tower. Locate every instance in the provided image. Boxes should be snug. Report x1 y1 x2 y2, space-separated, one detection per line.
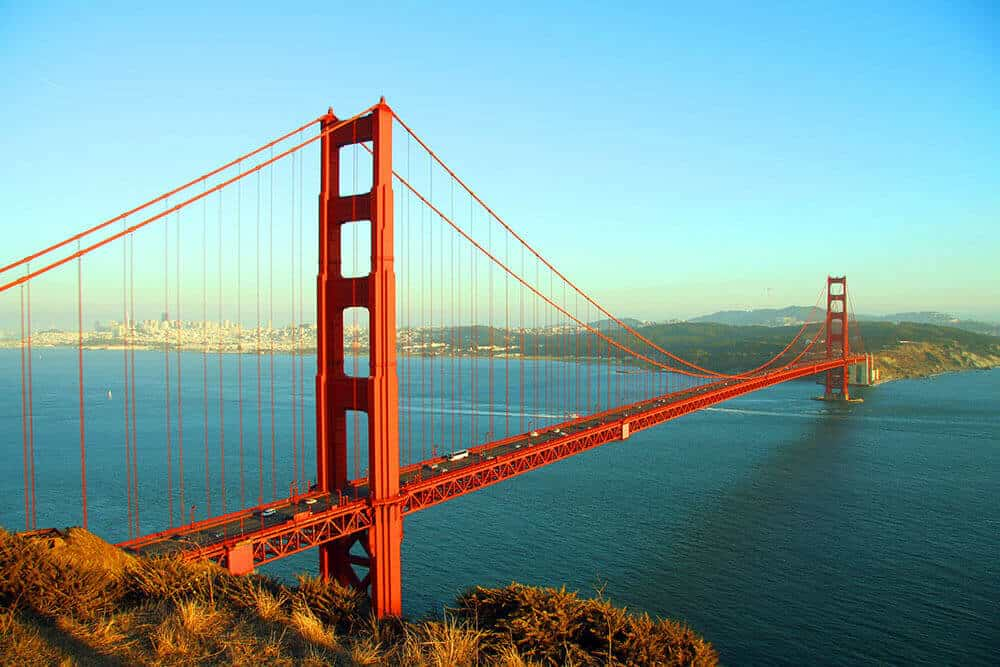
824 276 851 400
315 100 402 616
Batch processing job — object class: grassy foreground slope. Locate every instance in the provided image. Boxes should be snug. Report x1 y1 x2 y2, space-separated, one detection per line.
0 528 717 666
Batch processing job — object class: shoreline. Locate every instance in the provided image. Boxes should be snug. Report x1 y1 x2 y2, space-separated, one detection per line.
871 364 998 387
3 342 998 385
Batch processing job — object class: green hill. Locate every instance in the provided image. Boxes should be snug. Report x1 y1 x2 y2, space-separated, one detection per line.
631 320 1000 380
690 307 1000 337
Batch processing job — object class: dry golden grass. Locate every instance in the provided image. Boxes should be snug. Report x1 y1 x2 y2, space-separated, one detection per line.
0 608 59 666
348 636 384 665
242 580 288 621
48 527 135 577
175 599 227 637
55 613 133 656
400 617 486 666
457 582 719 666
289 607 338 649
294 572 364 630
493 642 542 667
0 528 718 666
151 616 194 662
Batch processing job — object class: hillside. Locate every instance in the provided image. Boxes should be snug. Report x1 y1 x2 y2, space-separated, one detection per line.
613 321 1000 380
0 528 717 666
439 320 1000 381
690 307 1000 337
845 322 1000 381
688 306 816 327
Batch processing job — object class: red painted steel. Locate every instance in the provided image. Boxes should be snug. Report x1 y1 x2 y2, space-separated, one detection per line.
0 109 375 295
315 100 402 616
825 276 851 399
185 500 372 570
0 118 325 278
126 356 864 579
399 356 864 513
226 542 254 575
5 100 874 621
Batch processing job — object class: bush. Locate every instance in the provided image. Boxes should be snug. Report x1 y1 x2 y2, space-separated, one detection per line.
457 582 718 666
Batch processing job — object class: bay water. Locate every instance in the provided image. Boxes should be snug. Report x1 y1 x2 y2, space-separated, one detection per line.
1 349 997 664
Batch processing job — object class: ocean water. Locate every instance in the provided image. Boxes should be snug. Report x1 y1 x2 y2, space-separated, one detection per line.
1 349 997 664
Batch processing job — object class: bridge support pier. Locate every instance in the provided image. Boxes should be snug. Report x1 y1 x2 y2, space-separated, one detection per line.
316 100 402 617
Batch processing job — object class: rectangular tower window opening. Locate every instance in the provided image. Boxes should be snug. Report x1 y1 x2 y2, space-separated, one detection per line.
341 220 372 278
339 143 373 196
344 306 370 377
345 409 369 479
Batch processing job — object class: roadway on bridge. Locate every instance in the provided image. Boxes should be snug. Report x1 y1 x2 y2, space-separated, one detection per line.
125 369 763 559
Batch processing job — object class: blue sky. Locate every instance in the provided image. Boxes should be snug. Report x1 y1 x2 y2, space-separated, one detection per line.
1 1 997 321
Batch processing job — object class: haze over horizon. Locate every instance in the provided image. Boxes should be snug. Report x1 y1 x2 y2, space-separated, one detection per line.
2 2 997 323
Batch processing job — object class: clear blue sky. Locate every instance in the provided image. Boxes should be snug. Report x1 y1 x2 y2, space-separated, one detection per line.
2 1 997 322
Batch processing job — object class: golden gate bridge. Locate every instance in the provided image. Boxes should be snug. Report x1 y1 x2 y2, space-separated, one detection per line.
0 99 869 617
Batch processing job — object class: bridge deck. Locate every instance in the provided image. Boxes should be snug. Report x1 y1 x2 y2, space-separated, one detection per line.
121 356 864 568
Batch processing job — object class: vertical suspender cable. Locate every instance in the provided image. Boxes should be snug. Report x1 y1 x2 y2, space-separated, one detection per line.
504 232 509 437
405 133 412 466
237 163 245 508
163 203 173 527
28 273 36 529
469 197 475 448
203 185 211 517
298 144 306 486
77 242 88 529
487 208 493 442
429 157 435 457
586 301 591 413
451 180 456 453
520 243 525 433
290 153 298 489
176 209 185 519
130 233 140 535
534 259 538 426
421 173 428 462
20 282 29 529
440 184 447 454
269 150 277 499
457 189 464 450
606 324 611 410
557 281 562 416
122 231 133 537
545 270 555 419
575 288 580 415
438 163 444 452
256 169 263 504
217 190 226 513
611 327 622 407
